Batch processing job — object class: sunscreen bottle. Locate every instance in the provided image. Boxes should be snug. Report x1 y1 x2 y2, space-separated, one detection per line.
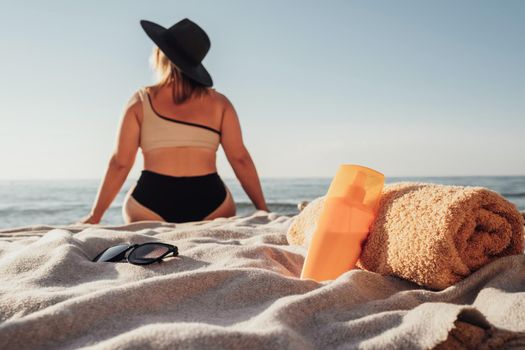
300 164 384 282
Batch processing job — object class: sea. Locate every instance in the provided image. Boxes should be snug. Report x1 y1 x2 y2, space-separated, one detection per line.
0 176 524 230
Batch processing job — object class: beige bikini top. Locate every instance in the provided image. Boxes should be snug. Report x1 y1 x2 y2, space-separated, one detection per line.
138 88 221 152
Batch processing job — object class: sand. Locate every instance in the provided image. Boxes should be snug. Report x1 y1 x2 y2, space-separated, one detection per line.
0 211 524 349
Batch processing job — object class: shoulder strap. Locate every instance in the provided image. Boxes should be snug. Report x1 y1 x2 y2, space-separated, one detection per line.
138 87 155 119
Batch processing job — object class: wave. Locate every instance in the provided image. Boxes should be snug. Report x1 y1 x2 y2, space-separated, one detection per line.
3 195 520 219
0 202 301 216
0 207 85 216
500 192 525 198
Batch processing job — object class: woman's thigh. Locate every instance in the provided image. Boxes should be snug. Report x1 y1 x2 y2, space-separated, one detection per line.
122 185 165 223
204 186 236 221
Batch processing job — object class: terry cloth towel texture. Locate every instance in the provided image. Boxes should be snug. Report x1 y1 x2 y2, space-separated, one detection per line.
0 212 524 349
287 182 524 290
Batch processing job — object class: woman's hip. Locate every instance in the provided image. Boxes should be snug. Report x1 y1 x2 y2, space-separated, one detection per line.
129 170 228 222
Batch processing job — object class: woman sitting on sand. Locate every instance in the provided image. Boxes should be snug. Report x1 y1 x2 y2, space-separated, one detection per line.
79 18 268 224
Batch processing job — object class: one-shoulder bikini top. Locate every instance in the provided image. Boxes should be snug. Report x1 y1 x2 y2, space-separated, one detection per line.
137 88 221 152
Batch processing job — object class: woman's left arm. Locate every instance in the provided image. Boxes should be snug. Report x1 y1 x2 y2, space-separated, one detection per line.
77 93 141 224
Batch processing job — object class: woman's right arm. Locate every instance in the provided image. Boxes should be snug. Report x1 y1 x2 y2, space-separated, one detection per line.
77 92 141 224
220 96 269 212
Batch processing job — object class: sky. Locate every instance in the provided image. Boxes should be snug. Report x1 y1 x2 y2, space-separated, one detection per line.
0 0 523 180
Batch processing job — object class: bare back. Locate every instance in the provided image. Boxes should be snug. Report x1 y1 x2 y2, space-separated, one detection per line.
138 85 225 176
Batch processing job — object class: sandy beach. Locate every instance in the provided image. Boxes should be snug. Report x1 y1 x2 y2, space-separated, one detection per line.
0 211 524 349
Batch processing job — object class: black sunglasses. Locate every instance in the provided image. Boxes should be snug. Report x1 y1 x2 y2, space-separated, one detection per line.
92 242 178 265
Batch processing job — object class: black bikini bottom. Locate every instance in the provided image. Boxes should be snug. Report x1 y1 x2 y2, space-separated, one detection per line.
131 170 227 223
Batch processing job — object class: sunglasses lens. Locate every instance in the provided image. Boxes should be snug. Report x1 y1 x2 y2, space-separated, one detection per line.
93 244 131 262
128 244 170 264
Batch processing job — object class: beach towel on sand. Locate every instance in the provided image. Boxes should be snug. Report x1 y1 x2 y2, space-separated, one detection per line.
287 182 525 290
0 211 524 349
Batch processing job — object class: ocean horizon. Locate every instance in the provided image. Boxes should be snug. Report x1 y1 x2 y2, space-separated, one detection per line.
0 176 524 230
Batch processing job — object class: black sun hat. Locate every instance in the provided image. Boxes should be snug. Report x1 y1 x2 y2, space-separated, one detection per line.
140 18 213 87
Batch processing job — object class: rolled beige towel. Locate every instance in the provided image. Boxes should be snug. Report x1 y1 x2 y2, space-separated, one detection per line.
287 182 524 290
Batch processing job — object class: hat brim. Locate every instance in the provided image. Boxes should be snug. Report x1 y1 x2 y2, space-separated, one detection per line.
140 20 213 87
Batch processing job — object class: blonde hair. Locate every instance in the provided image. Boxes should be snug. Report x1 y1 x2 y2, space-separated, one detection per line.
150 46 209 104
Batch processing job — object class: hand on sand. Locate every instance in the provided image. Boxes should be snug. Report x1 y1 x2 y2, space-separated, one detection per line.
77 213 101 225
